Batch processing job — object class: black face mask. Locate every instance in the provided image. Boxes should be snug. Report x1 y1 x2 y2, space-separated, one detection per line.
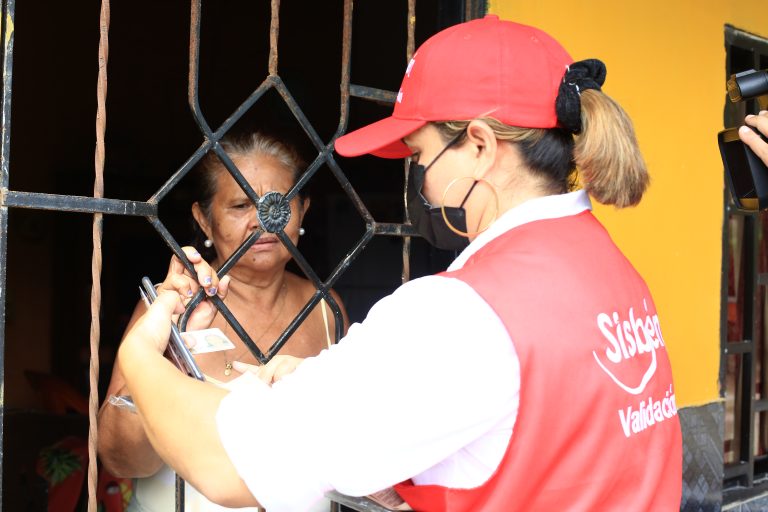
406 129 476 251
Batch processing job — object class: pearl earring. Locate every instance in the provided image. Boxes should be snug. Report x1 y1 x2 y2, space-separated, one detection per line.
204 239 213 248
299 227 306 236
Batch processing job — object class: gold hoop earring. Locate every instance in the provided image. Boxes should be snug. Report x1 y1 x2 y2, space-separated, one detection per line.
440 176 499 237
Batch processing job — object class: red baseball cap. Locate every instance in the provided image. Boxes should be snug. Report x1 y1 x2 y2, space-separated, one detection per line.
334 15 573 159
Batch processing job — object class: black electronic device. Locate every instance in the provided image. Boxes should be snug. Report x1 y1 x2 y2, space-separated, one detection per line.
719 68 768 211
719 126 768 211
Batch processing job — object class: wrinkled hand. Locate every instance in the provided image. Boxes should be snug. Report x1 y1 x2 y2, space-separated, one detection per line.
157 246 230 331
232 356 305 386
740 111 768 165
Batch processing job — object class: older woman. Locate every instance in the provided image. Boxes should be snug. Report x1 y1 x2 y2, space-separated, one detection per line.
117 16 680 511
97 132 347 511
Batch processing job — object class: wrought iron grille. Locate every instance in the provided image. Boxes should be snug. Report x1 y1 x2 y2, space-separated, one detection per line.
722 24 768 500
0 0 485 510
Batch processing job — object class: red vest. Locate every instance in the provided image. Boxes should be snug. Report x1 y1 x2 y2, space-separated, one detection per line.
395 211 682 511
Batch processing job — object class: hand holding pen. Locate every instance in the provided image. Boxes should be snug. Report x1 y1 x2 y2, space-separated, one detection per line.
108 246 230 413
130 247 230 375
140 277 205 381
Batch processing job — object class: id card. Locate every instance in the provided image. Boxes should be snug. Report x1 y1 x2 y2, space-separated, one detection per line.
184 328 236 355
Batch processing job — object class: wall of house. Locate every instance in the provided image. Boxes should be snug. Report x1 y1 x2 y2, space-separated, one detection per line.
490 0 768 408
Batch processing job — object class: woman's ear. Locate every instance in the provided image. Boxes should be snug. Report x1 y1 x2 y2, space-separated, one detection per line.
191 202 212 239
466 120 498 179
297 196 310 224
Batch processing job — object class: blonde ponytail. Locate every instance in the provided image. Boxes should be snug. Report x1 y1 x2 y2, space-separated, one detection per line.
574 89 648 208
434 90 648 207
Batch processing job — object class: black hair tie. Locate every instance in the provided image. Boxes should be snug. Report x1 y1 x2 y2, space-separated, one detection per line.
555 59 607 134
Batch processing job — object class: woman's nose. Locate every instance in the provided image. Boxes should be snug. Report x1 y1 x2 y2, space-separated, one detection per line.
248 205 262 231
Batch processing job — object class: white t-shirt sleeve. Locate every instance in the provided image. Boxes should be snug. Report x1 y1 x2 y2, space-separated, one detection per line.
216 275 520 512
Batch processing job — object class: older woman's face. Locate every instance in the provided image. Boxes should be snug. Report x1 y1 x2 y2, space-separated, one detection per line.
194 153 307 271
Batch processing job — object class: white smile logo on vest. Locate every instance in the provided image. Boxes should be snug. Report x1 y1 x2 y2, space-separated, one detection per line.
592 299 665 395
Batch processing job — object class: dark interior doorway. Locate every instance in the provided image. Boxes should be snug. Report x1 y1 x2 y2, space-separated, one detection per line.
2 0 478 508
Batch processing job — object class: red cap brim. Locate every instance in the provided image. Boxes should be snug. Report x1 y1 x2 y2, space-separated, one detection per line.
334 116 426 159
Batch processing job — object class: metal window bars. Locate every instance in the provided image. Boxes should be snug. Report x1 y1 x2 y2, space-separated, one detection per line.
0 0 17 508
0 0 486 510
723 25 768 498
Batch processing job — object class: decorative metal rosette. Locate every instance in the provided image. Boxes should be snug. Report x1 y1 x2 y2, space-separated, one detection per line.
257 191 292 233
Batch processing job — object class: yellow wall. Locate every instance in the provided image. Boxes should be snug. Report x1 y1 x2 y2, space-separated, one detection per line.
490 1 768 406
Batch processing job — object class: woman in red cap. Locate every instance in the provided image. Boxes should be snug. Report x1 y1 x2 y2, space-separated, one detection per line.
116 15 682 511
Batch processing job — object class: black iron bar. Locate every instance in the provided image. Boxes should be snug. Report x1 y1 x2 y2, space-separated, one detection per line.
211 77 274 142
323 229 375 293
216 230 262 276
0 0 493 510
402 0 415 286
187 0 213 141
272 231 345 346
150 137 214 204
724 461 749 480
177 230 268 362
147 215 264 363
0 200 7 509
268 0 280 76
349 84 397 106
273 77 326 151
1 190 156 216
724 341 753 355
0 0 13 186
0 1 16 504
264 291 322 360
179 287 267 364
284 151 325 203
374 222 419 237
211 142 263 207
755 399 768 413
334 0 353 139
326 155 374 223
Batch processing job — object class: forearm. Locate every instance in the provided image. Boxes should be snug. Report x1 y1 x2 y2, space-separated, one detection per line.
120 340 258 508
97 397 164 478
98 300 165 478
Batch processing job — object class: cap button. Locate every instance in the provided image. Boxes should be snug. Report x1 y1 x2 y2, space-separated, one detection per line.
484 14 500 20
